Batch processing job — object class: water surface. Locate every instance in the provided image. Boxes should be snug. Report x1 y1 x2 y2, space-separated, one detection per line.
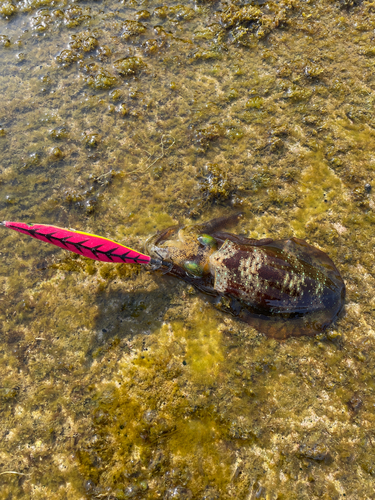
1 0 375 498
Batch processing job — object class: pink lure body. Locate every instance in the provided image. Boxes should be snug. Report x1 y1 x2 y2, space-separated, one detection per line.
3 222 151 265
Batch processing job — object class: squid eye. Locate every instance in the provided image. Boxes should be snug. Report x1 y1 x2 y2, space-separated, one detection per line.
197 234 217 249
183 261 203 277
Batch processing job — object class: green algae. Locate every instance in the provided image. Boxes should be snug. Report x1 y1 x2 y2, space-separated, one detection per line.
1 0 375 498
76 307 230 497
113 56 145 77
292 149 346 237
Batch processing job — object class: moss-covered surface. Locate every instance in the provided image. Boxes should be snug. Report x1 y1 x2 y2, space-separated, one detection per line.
1 0 375 497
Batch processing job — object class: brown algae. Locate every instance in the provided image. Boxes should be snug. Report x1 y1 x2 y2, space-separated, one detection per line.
1 0 375 498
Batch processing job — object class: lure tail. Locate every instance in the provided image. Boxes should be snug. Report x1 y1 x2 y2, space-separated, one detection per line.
1 221 157 265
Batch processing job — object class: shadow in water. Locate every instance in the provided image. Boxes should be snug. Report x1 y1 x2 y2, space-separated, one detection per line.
85 274 181 363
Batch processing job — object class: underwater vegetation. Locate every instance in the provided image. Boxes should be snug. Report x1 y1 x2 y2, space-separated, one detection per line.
1 0 375 497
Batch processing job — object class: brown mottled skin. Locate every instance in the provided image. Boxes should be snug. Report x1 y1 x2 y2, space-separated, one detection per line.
147 214 345 339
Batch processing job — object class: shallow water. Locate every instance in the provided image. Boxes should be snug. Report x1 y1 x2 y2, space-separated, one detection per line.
1 0 375 498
